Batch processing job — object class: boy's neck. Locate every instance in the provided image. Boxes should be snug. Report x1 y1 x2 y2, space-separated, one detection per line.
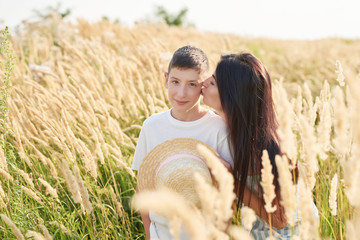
170 106 207 121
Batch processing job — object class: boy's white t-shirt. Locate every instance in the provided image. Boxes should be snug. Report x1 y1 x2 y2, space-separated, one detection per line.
132 109 233 170
131 109 233 240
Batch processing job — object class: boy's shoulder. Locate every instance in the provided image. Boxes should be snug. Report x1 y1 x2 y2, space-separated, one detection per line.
142 109 170 127
204 109 226 123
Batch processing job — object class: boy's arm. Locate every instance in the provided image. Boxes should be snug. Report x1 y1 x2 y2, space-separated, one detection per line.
132 124 151 238
136 185 151 239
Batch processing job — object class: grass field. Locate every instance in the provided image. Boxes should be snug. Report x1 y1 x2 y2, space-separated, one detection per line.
1 14 360 239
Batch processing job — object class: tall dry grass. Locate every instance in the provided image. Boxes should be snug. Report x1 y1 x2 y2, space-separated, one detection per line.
1 13 360 239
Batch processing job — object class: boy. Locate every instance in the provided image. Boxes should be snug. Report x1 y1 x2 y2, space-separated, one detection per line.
131 46 232 239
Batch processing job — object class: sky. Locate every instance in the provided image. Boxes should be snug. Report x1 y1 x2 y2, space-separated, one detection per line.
1 0 360 40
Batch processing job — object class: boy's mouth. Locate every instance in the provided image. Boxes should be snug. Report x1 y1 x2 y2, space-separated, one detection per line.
175 100 188 105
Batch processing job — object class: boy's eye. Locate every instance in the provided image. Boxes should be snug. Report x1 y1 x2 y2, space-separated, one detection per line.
189 82 198 87
172 80 179 84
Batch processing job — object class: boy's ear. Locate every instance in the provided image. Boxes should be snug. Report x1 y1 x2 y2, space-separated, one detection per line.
164 72 169 88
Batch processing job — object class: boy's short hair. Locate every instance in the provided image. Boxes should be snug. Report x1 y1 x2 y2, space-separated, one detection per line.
168 46 209 75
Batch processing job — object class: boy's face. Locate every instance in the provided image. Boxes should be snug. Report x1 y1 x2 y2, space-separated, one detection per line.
165 67 204 119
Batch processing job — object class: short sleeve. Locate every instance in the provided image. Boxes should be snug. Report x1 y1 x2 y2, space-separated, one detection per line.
217 135 233 168
131 124 148 171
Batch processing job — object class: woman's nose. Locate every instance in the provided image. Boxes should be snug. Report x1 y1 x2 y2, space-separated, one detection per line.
202 79 209 87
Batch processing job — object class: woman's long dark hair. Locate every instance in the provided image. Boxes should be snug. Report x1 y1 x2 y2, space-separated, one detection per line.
215 53 291 212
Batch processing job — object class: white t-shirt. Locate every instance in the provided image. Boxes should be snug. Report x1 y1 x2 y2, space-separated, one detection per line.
132 109 233 170
132 109 233 240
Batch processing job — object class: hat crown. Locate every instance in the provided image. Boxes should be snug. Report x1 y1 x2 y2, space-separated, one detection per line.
155 155 212 208
137 138 219 209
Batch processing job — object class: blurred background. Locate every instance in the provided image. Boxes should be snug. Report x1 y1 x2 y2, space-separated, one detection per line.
1 0 360 40
1 1 360 240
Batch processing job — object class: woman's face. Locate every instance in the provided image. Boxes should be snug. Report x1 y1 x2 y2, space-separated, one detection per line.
202 74 222 113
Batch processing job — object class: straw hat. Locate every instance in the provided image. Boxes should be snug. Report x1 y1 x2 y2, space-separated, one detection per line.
137 138 219 208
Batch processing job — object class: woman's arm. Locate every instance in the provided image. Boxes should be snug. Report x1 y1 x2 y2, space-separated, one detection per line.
243 186 287 229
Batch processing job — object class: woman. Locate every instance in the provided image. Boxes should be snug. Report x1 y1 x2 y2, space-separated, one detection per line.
202 52 298 239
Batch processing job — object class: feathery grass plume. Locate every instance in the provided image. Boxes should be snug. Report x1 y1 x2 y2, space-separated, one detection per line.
298 179 320 240
0 180 6 198
343 150 360 207
109 185 123 217
0 194 5 208
12 123 32 167
193 172 229 239
317 80 332 160
293 86 303 122
332 86 351 158
48 221 70 235
0 214 25 240
229 225 254 240
193 172 217 224
39 224 53 240
302 82 318 126
346 219 356 240
335 60 345 87
24 137 58 177
298 115 319 190
14 166 35 189
73 165 92 214
51 135 75 163
329 173 338 216
241 206 257 231
91 128 104 165
38 177 58 199
0 181 6 208
59 159 81 203
275 154 296 226
260 150 277 237
22 186 43 204
273 80 297 168
146 93 156 115
196 144 235 232
169 216 182 240
95 126 109 157
23 138 49 166
133 188 207 240
122 124 142 132
75 138 98 180
260 150 277 214
342 74 360 207
0 167 14 181
25 230 46 240
111 154 135 178
346 212 360 240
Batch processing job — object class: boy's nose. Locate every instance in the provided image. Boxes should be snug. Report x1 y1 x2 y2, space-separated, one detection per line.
178 86 186 97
